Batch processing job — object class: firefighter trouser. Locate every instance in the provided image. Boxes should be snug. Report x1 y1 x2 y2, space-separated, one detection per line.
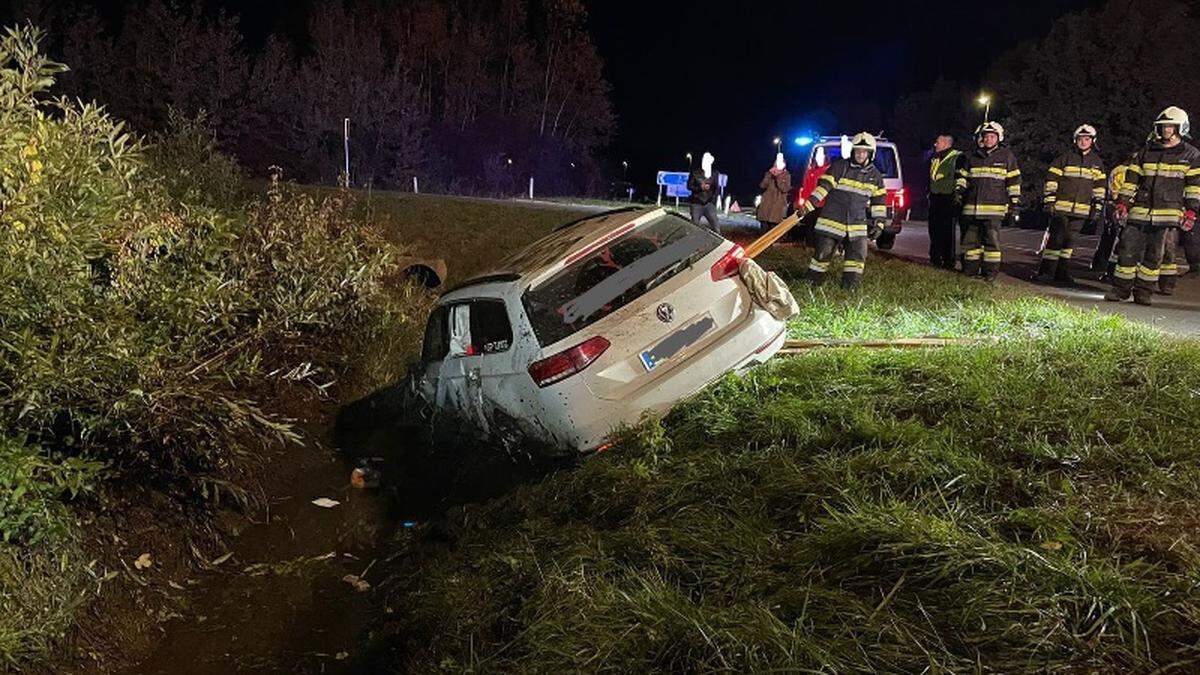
1183 228 1200 268
1039 215 1084 278
809 232 867 288
928 194 958 269
1161 228 1183 292
690 202 720 233
1093 212 1120 271
959 217 1002 278
1112 223 1169 296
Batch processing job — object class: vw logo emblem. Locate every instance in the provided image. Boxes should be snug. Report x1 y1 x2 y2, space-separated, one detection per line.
656 303 675 323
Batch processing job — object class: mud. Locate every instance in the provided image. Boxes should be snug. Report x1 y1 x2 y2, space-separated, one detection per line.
124 380 571 674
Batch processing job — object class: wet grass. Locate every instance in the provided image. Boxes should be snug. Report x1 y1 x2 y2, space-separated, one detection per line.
368 246 1200 672
757 246 1112 340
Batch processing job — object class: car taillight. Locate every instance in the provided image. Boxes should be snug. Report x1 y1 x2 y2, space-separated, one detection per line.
710 244 745 281
527 336 610 388
889 188 907 210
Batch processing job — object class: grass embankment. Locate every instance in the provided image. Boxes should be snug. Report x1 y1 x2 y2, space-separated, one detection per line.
370 246 1200 671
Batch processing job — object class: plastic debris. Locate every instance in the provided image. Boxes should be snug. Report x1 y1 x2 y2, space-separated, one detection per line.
311 497 341 508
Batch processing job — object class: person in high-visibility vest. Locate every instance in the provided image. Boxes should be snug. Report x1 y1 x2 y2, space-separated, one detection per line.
1035 124 1106 284
955 121 1021 280
1107 107 1200 306
927 134 963 270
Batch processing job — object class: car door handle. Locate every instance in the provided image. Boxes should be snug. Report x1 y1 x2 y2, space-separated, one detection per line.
467 369 481 384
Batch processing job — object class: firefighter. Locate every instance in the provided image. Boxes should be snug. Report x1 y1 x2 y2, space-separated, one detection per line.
954 121 1021 280
928 134 963 269
796 132 888 290
1093 154 1134 278
1107 106 1200 305
1035 124 1106 284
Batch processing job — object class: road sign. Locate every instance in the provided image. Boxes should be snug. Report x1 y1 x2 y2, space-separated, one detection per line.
656 171 727 198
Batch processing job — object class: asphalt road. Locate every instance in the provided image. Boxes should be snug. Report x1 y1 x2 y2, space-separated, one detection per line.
886 221 1200 336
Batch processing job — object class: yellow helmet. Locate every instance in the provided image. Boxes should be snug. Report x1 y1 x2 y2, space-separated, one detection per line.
1155 106 1190 138
850 132 877 162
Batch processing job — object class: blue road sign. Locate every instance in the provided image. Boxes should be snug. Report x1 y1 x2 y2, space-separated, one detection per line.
656 171 727 198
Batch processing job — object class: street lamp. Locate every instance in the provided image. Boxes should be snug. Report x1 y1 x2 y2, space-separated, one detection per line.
622 160 628 180
977 93 992 122
686 152 693 168
773 136 782 152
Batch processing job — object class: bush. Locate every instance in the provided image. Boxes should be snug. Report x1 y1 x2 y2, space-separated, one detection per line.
0 24 424 662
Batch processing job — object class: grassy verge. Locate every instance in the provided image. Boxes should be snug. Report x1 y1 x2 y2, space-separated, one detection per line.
758 246 1118 340
369 245 1200 671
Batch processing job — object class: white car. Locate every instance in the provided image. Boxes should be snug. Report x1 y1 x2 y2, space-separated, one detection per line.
415 207 787 453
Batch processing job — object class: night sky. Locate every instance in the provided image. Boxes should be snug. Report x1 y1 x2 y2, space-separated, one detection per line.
587 0 1102 199
5 0 1106 198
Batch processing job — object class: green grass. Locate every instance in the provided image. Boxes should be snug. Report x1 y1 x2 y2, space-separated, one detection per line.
369 247 1200 672
351 192 592 284
759 247 1116 340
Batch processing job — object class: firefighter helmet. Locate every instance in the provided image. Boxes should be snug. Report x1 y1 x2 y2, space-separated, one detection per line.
1154 106 1190 139
975 121 1005 142
850 132 877 162
1073 124 1097 140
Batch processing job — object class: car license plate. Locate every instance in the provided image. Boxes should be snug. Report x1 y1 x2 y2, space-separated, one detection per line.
639 315 716 372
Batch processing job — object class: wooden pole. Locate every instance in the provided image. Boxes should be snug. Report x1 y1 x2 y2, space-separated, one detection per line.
743 212 802 259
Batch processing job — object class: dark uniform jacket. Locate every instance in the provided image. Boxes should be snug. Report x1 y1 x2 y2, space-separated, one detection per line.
956 146 1021 220
687 169 719 205
803 158 887 239
1044 149 1106 218
1118 140 1200 228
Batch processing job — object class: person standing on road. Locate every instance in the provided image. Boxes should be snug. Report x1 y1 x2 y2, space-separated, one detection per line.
927 134 963 270
1094 154 1134 279
688 152 721 233
1106 106 1200 306
757 153 791 234
796 132 888 290
1035 124 1106 284
955 121 1021 281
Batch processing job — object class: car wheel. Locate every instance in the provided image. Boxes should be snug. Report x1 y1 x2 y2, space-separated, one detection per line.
875 232 896 250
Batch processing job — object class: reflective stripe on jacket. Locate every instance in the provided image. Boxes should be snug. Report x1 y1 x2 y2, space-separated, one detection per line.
1118 141 1200 227
803 158 886 239
1044 149 1106 217
929 149 962 195
956 146 1021 219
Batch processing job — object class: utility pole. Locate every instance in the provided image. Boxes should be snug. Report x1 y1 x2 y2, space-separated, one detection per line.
343 117 351 187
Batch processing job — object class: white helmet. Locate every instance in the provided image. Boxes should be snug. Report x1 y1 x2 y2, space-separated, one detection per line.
850 132 877 162
1073 124 1097 140
975 121 1005 142
1155 106 1190 139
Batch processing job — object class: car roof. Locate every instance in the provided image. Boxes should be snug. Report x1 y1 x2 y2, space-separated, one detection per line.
449 207 668 294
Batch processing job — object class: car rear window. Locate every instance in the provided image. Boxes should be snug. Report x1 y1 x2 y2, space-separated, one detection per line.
522 213 722 347
812 144 900 179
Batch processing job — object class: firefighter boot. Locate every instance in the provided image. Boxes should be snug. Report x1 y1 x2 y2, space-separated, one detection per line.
1054 258 1074 284
1159 277 1177 295
1104 282 1131 303
1033 258 1057 283
1133 287 1154 305
807 268 827 287
841 274 861 291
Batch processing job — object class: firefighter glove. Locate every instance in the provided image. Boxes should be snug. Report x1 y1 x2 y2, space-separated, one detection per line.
1114 202 1129 220
1182 210 1197 232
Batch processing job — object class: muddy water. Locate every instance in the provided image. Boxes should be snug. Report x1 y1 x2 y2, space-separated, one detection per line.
127 383 570 674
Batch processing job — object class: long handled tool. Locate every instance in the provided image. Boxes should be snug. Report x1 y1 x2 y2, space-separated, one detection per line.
743 212 803 259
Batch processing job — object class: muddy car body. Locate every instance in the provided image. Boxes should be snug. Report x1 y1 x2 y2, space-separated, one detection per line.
415 207 787 453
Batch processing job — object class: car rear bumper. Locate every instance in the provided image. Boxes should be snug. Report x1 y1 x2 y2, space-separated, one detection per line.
542 307 785 451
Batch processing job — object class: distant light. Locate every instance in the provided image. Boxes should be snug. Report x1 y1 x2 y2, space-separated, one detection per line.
795 135 813 147
506 158 513 165
977 93 991 106
772 136 781 145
